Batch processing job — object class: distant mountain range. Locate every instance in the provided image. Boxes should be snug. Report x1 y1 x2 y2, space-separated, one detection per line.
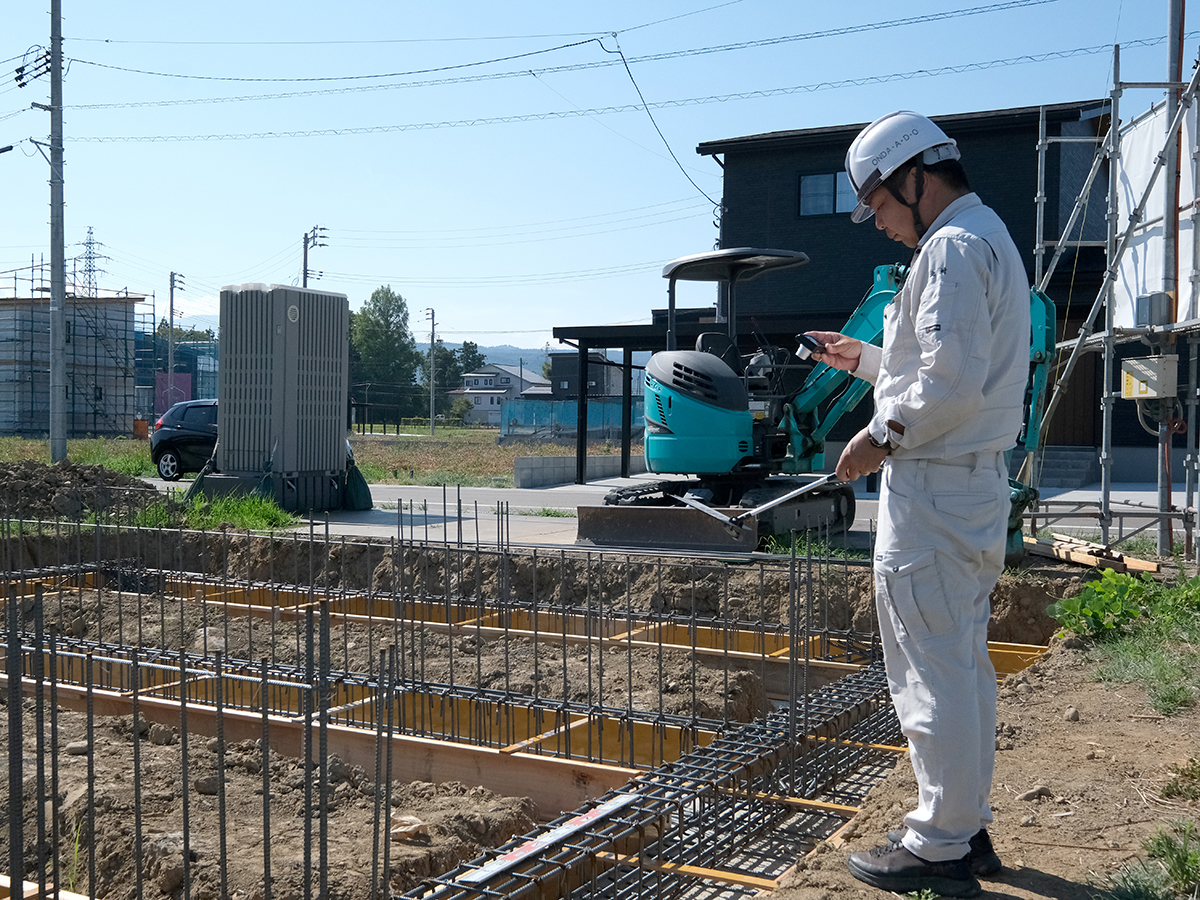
415 342 551 371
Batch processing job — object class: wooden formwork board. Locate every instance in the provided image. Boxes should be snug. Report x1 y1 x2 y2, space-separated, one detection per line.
1 671 638 820
4 646 717 771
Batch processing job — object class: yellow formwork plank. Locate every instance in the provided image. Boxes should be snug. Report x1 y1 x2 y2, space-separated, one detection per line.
988 641 1048 675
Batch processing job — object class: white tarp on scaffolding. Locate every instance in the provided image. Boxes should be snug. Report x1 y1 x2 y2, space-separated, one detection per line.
1114 102 1198 326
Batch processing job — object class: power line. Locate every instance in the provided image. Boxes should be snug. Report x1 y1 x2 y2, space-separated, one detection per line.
322 258 666 287
69 37 604 84
337 196 703 236
63 1 746 48
335 210 708 250
607 36 718 206
66 36 1178 144
65 0 1062 108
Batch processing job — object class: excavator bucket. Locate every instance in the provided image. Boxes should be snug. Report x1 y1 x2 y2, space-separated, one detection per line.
576 506 759 553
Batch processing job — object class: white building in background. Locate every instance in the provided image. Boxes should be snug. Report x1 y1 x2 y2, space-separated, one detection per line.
452 363 550 425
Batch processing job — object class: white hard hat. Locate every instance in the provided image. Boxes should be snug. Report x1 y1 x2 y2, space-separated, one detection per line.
845 110 960 223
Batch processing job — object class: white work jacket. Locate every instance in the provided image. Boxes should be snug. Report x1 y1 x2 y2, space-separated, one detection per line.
855 193 1030 460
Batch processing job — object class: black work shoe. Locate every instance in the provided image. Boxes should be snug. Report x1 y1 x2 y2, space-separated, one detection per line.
886 826 1002 876
847 842 982 898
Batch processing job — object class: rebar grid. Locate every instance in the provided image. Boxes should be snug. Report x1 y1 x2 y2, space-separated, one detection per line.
406 662 892 900
1 517 920 900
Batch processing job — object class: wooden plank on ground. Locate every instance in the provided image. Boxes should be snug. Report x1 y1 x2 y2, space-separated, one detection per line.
1024 536 1140 572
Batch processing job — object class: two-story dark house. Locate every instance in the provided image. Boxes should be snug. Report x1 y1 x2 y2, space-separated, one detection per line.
692 101 1111 451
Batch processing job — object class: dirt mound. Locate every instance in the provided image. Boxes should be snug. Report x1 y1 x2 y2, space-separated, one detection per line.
0 460 156 520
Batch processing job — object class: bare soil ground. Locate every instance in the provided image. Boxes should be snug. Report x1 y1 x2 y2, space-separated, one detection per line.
780 637 1200 900
2 462 1197 900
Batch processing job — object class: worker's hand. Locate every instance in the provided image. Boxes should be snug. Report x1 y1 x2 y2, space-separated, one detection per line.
805 332 862 373
836 428 889 482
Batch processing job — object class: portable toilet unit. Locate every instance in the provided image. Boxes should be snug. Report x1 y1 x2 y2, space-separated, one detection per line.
217 284 350 512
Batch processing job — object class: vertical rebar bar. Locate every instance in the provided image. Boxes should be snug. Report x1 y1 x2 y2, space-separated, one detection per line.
179 648 192 900
303 607 314 900
33 584 48 897
260 657 273 900
319 600 330 900
86 652 97 900
382 648 396 896
132 649 145 900
6 585 24 897
371 650 386 900
49 625 62 897
215 651 229 900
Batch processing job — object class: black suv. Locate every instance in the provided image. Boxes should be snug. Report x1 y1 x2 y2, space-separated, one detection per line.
150 398 218 480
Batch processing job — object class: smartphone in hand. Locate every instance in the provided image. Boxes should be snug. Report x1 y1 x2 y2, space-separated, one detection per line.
797 333 825 360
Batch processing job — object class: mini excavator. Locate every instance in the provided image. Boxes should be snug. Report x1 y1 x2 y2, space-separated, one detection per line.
576 248 1055 557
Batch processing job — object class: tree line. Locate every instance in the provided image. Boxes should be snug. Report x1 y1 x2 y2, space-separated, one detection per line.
349 285 486 424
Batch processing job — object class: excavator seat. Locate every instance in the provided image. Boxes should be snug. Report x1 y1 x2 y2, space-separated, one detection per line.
696 332 744 376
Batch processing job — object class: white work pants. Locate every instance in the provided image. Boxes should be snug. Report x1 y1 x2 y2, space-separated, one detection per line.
873 453 1007 862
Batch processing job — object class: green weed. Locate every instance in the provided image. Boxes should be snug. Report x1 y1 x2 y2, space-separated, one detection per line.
1087 860 1176 900
514 507 577 518
761 532 870 560
1090 576 1200 715
1142 820 1200 897
1162 759 1200 802
1046 569 1151 637
133 494 299 531
67 817 85 892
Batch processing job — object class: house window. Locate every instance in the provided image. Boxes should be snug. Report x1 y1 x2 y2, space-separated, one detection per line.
500 377 510 384
474 396 481 405
560 381 568 389
799 172 857 216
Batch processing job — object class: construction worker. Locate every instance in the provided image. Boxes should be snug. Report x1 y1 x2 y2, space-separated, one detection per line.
806 110 1029 899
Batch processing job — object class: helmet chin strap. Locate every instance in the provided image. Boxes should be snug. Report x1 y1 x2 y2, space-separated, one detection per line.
886 158 928 240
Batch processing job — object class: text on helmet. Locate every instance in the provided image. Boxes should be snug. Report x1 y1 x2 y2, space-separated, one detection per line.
869 128 921 169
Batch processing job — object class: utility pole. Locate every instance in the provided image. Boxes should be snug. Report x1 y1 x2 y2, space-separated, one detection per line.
48 0 66 461
168 272 184 408
302 226 327 288
426 308 436 436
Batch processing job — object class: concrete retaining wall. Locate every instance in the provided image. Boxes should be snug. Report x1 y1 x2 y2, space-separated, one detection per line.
514 455 647 488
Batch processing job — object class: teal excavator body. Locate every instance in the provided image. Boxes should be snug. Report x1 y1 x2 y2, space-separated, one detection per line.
596 248 1055 554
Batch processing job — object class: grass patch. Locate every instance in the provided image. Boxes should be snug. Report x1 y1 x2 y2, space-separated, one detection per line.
348 435 638 485
761 531 870 560
135 494 300 531
1162 758 1200 802
0 434 642 488
1143 821 1200 897
0 436 156 477
1088 860 1177 900
1078 574 1200 716
1091 820 1200 899
513 507 577 518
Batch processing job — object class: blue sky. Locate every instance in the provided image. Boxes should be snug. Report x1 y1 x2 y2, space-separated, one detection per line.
0 1 1189 350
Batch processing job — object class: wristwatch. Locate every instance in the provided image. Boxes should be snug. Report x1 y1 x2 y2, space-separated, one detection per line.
866 427 891 453
868 422 897 453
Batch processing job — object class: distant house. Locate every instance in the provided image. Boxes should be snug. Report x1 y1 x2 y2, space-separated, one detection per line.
451 363 549 425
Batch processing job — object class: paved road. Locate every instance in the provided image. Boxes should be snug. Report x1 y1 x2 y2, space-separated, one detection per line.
146 470 1191 553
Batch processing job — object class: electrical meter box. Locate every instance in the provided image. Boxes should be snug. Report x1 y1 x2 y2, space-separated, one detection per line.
1120 354 1177 400
217 284 350 512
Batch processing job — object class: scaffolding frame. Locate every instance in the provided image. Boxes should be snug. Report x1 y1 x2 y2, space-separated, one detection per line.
0 291 154 437
1032 42 1200 560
